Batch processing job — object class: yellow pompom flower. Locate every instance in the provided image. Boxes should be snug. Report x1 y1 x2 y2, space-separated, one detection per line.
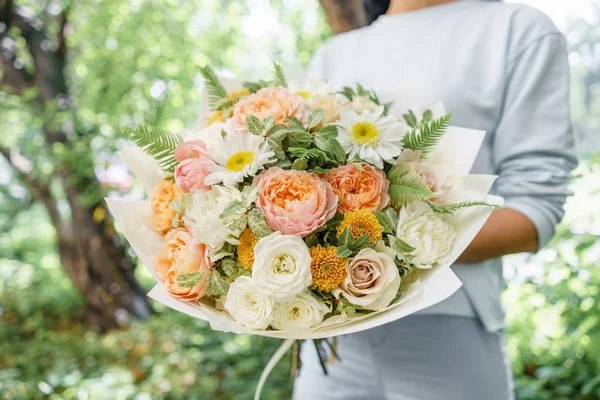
228 88 251 103
337 210 384 245
310 245 347 292
237 228 257 269
206 110 224 126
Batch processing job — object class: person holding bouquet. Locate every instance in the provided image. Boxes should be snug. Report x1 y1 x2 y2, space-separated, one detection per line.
294 0 577 398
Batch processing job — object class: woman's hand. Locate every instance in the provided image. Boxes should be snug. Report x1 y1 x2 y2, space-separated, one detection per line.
456 208 538 263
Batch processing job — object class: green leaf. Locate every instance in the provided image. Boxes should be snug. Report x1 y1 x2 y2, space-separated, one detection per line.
391 236 416 254
176 272 206 288
272 60 288 88
205 269 229 297
307 109 324 130
245 115 265 135
401 113 453 156
169 197 182 212
386 163 412 184
275 159 293 169
221 258 238 278
304 233 320 248
317 125 339 138
338 226 353 247
349 233 370 251
243 80 270 93
284 116 304 127
374 211 395 234
288 131 313 147
171 214 179 229
209 243 235 263
198 65 229 111
430 201 500 214
383 207 399 230
248 208 273 239
422 109 433 123
263 116 275 131
241 185 259 207
291 158 308 170
288 147 325 161
219 200 245 225
403 110 418 128
327 137 347 164
336 246 352 258
387 167 434 208
123 125 182 173
338 86 356 100
314 136 329 152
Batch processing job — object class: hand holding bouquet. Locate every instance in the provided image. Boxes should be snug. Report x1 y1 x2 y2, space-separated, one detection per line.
108 62 502 338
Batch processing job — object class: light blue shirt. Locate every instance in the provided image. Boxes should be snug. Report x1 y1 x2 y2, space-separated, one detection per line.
308 0 577 331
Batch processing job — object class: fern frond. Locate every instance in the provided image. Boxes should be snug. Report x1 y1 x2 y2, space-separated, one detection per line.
430 201 500 214
401 113 452 156
272 60 288 88
123 125 182 173
388 168 434 208
288 147 324 160
198 65 229 111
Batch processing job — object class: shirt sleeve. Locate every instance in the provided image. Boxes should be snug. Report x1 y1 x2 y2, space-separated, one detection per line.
493 33 578 249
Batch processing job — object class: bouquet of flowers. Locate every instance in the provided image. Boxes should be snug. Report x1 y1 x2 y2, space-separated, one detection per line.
108 62 501 340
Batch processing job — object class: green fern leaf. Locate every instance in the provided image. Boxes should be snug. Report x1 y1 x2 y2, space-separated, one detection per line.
123 125 182 173
198 65 229 111
401 113 452 156
272 60 288 88
430 201 500 214
388 168 434 208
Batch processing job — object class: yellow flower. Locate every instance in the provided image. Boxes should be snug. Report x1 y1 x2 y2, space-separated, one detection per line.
237 228 256 269
310 245 347 292
206 110 224 126
337 210 383 245
228 88 251 103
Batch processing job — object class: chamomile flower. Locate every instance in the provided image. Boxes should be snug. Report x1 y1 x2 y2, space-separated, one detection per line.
337 105 406 169
288 80 333 101
204 134 275 187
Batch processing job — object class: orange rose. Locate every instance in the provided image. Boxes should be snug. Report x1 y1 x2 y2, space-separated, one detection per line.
325 163 390 213
227 87 308 134
150 178 182 234
155 228 212 301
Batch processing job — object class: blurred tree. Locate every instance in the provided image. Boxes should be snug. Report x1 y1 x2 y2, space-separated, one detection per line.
0 0 152 330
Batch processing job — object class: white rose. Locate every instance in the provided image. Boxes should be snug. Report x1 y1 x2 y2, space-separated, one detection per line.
332 247 400 311
348 95 379 114
271 291 329 330
179 121 227 152
252 231 312 302
224 276 273 330
396 201 456 269
183 185 244 251
309 94 346 125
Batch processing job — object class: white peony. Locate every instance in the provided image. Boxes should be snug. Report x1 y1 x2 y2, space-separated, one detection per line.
396 202 456 269
183 185 244 251
271 291 329 330
332 247 400 311
224 276 273 330
252 232 312 302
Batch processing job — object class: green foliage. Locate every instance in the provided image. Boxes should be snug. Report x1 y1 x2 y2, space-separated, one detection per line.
336 226 371 256
245 115 265 135
374 208 398 234
176 272 206 288
248 208 273 240
401 113 452 155
338 84 393 114
198 65 231 111
271 60 288 88
123 125 182 173
430 201 500 214
205 269 229 297
387 164 434 208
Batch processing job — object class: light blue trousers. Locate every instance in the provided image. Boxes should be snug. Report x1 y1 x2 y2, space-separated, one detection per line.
293 315 514 400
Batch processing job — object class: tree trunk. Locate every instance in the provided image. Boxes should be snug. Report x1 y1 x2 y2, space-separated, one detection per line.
319 0 367 34
1 1 152 331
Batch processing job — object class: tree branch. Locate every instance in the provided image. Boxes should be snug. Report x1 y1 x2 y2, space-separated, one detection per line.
0 145 65 235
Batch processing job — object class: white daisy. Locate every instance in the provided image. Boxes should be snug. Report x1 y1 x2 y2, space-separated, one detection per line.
204 134 275 187
288 80 333 101
337 105 407 169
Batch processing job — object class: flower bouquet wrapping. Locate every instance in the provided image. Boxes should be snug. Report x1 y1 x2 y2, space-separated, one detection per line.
108 62 501 342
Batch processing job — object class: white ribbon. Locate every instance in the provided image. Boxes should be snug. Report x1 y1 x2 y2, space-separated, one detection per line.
254 338 296 400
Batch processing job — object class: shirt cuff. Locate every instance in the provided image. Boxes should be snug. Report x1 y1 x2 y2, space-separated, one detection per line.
503 196 556 251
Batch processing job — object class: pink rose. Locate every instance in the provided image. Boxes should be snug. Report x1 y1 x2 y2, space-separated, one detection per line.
325 163 390 213
227 87 308 135
155 228 213 301
254 167 338 238
173 140 215 193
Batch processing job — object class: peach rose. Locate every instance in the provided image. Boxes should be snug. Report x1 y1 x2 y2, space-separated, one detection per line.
325 163 390 213
227 87 308 134
174 140 215 194
255 167 338 238
151 178 182 234
155 228 212 301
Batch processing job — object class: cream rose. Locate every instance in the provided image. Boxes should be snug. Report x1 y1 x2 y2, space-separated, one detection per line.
224 276 273 330
252 232 312 302
271 291 329 330
333 248 400 311
183 185 244 251
396 201 455 269
348 95 379 114
396 149 454 205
